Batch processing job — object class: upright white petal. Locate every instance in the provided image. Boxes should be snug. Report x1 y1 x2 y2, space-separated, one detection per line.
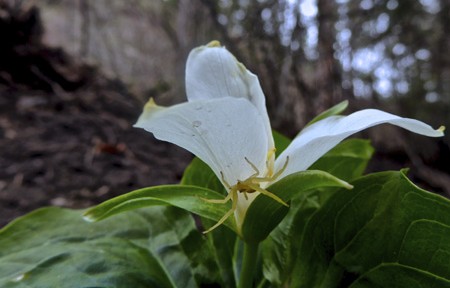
134 97 269 187
276 109 444 179
186 41 274 153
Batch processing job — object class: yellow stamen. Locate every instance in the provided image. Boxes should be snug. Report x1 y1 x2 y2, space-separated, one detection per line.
266 148 277 177
202 156 290 233
207 40 221 47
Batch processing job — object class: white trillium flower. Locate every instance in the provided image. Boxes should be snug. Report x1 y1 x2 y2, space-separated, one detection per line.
135 41 444 233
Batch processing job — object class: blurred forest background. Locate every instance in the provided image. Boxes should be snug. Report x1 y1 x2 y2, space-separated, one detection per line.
0 0 449 226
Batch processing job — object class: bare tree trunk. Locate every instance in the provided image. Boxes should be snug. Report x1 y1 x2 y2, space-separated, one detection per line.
316 0 343 111
79 0 90 58
438 0 450 107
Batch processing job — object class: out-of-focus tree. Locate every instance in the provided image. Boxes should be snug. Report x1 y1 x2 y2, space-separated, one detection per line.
39 0 449 130
346 0 449 124
197 0 346 129
193 0 449 135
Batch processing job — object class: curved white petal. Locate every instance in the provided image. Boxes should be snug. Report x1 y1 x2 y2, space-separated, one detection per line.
275 109 444 179
185 41 274 152
134 97 269 187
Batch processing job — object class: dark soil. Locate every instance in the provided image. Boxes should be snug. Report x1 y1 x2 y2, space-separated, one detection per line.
0 78 191 228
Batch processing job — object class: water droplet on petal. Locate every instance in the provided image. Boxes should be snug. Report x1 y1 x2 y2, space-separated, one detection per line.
193 121 202 127
12 274 25 282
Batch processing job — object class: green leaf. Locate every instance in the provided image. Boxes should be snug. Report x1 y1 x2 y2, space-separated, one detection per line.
262 190 325 286
152 206 222 287
0 206 221 287
309 139 374 181
181 157 225 194
291 171 450 288
83 185 237 232
272 130 291 156
83 182 240 287
181 160 239 287
241 170 352 243
306 100 349 127
261 138 373 286
205 223 238 288
398 220 450 279
350 264 450 288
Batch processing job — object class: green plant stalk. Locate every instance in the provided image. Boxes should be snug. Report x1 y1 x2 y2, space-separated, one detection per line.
238 241 260 288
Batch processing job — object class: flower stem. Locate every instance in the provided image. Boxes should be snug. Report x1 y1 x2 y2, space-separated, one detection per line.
238 241 259 288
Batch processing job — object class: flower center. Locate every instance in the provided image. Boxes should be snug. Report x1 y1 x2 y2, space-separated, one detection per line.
230 156 289 204
202 154 289 234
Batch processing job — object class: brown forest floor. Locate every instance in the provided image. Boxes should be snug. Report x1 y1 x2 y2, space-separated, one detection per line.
0 76 191 228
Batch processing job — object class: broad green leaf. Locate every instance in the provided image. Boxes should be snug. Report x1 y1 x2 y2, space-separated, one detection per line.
181 157 225 194
306 100 349 127
262 138 374 286
203 223 237 288
262 190 325 286
291 171 450 288
241 170 352 243
309 139 374 181
83 185 237 232
181 158 237 287
272 130 291 156
398 219 450 279
0 206 221 287
349 263 450 288
334 172 450 274
150 206 222 287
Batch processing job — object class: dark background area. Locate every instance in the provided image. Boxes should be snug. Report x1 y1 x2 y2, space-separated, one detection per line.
0 0 449 227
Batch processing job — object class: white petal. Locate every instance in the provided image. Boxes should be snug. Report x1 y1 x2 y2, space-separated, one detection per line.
134 97 269 187
275 109 444 179
185 41 274 152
